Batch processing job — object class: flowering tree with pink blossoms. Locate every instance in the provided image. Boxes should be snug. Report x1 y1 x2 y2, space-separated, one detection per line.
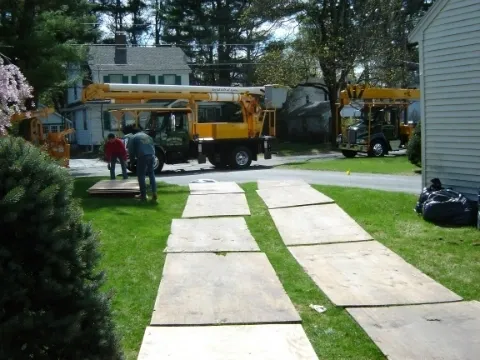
0 57 33 134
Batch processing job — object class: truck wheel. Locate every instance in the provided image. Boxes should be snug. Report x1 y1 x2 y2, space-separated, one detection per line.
154 151 165 174
368 140 387 157
230 146 252 169
208 154 228 169
342 150 357 158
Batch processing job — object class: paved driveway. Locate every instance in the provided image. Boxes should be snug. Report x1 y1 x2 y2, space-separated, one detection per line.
69 151 421 194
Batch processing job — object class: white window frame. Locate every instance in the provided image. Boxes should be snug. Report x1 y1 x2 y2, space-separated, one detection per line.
110 74 123 83
137 74 150 84
164 74 176 85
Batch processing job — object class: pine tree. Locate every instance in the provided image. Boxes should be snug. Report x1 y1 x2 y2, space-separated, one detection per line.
161 0 270 85
0 136 124 360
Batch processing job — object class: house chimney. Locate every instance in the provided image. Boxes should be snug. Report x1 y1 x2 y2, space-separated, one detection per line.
114 31 127 65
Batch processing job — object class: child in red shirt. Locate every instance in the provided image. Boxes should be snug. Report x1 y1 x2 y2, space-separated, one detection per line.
104 133 128 180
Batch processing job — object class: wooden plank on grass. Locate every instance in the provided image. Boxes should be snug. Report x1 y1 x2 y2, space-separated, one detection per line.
165 217 260 253
151 252 301 325
257 179 310 189
288 241 462 307
138 324 319 360
270 204 373 246
182 193 250 218
256 185 334 209
347 301 480 360
87 179 139 193
189 181 244 195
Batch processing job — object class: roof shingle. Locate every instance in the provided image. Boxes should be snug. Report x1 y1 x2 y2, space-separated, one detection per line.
87 46 191 72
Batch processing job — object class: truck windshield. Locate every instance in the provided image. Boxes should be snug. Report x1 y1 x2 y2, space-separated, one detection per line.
146 112 169 131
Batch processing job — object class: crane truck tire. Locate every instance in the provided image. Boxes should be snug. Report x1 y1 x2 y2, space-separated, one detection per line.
368 139 387 157
208 154 228 169
154 150 165 174
230 146 252 169
342 150 357 158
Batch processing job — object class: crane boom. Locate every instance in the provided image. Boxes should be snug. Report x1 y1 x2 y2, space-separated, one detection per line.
82 83 277 104
338 84 420 107
107 83 267 95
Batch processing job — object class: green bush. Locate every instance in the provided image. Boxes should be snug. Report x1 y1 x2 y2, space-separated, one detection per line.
0 136 123 360
407 121 421 167
98 138 106 160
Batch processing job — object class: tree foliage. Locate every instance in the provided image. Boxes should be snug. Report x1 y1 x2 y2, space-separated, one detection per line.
159 0 270 85
0 58 34 134
0 0 97 107
253 41 317 87
0 136 124 359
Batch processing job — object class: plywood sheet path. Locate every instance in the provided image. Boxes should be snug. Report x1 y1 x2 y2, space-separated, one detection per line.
87 179 139 193
347 301 480 360
189 181 245 194
138 324 319 360
257 179 310 189
257 185 334 209
182 193 250 218
151 252 301 325
289 241 462 307
164 217 260 253
270 204 373 246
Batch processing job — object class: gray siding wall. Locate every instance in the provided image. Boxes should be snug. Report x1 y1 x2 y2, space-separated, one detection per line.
422 0 480 199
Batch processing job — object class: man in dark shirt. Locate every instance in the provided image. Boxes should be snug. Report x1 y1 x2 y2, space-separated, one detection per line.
127 128 157 202
104 133 128 180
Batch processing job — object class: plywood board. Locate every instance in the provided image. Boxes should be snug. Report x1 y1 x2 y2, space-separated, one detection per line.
257 186 334 209
189 181 245 194
257 179 310 190
289 241 462 307
165 217 260 253
151 252 301 325
138 324 319 360
347 301 480 360
87 179 139 193
182 193 250 218
270 204 373 246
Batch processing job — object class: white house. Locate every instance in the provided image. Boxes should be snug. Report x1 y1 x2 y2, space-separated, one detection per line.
408 0 480 199
64 32 191 148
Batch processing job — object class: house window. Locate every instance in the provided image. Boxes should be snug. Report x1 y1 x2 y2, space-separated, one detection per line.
164 74 176 85
50 125 59 133
73 85 77 100
137 74 150 84
110 74 123 83
43 126 49 135
83 109 87 130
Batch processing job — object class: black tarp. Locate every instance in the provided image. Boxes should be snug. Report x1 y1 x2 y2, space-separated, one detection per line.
415 178 478 227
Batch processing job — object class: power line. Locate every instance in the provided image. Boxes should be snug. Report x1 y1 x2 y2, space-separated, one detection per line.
68 42 263 47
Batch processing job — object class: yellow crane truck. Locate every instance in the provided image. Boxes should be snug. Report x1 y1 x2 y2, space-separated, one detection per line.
82 83 288 173
336 84 420 158
9 108 74 167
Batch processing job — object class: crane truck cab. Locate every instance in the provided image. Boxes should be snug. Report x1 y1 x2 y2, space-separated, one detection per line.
335 85 420 158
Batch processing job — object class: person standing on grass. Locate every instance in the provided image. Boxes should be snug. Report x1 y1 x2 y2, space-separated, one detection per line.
104 133 128 180
127 128 157 202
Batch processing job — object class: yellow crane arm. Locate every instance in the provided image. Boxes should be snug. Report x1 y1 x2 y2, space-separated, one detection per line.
82 83 268 104
10 107 55 123
338 84 420 107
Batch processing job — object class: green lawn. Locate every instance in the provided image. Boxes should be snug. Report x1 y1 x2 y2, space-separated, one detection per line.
73 177 189 360
282 155 420 175
244 183 480 359
74 178 479 359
